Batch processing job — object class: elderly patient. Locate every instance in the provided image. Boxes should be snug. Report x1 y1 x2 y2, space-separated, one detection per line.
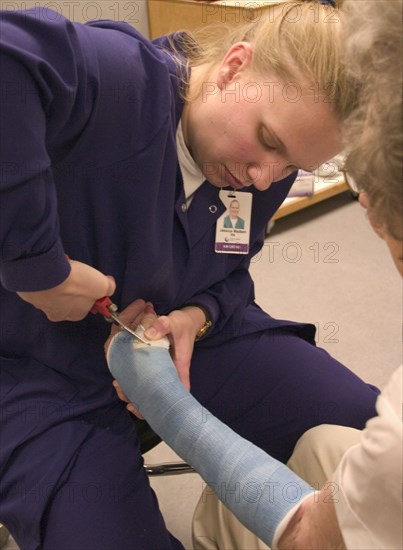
106 1 402 548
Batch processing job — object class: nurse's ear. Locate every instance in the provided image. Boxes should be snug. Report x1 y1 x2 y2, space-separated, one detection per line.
217 42 254 88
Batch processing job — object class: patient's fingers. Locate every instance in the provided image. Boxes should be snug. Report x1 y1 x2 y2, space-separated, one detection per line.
118 299 148 327
112 380 129 402
127 403 144 420
139 303 159 331
112 380 144 419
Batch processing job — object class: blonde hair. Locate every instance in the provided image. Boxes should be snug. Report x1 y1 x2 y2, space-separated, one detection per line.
343 0 402 239
172 1 358 121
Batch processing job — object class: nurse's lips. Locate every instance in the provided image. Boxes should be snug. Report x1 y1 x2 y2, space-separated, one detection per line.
224 168 246 189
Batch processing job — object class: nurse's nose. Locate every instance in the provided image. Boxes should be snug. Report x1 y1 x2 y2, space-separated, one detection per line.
245 163 272 191
246 162 286 191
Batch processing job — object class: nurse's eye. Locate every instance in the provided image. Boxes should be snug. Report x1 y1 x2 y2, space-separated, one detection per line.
259 128 276 150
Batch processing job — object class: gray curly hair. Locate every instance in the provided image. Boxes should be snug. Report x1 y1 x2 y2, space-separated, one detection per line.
343 0 402 240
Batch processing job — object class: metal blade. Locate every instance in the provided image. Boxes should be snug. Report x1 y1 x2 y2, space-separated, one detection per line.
109 312 151 345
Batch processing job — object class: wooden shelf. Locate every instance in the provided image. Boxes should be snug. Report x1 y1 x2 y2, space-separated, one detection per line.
273 175 349 220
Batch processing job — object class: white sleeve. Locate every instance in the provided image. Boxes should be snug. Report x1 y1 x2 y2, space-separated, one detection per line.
333 366 403 550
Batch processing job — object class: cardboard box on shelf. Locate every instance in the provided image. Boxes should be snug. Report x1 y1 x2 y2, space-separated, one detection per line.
148 0 282 39
287 170 315 198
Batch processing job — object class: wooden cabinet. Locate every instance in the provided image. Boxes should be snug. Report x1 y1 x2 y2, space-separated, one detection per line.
148 0 279 38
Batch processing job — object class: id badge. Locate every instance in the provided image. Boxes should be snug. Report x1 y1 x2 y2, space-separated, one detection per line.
215 190 252 254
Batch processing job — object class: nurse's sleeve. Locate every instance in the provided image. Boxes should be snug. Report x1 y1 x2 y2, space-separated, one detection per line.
107 331 314 549
0 56 70 292
0 16 73 291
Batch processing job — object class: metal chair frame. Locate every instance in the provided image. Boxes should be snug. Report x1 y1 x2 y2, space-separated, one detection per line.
137 418 195 477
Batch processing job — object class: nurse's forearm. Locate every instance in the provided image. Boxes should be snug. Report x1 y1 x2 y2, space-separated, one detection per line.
107 333 313 548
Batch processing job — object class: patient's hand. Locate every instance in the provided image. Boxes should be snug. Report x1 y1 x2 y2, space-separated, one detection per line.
278 486 345 550
105 299 157 419
113 379 143 419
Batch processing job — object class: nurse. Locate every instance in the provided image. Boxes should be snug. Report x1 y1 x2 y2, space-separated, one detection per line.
107 2 403 548
0 2 378 548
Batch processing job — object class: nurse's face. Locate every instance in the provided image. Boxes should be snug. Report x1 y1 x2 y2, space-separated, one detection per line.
183 43 341 191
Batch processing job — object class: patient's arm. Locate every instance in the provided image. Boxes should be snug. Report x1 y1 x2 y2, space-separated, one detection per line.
107 331 344 549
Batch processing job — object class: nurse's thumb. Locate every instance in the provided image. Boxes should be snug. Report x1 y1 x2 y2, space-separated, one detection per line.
105 275 116 297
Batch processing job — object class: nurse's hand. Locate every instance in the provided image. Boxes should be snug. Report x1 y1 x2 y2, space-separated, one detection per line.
143 306 205 391
17 259 116 322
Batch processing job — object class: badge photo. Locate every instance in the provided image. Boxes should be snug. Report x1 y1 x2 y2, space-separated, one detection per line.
215 190 252 254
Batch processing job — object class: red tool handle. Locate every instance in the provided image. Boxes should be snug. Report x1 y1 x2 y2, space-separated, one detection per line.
91 296 113 317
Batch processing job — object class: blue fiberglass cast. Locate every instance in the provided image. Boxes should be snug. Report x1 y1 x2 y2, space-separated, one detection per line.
107 331 314 548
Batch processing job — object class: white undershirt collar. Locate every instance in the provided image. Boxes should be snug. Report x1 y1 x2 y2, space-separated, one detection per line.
176 120 205 205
